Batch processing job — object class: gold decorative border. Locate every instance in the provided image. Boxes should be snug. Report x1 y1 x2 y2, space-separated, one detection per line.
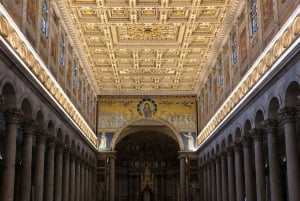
0 5 98 148
197 7 300 147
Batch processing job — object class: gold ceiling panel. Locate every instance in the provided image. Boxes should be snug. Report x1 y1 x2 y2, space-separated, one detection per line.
60 0 238 94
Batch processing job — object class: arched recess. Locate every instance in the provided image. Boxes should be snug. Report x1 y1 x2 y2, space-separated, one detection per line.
268 97 280 119
1 82 17 108
254 110 265 129
21 98 33 121
111 118 184 151
243 119 252 136
284 81 300 107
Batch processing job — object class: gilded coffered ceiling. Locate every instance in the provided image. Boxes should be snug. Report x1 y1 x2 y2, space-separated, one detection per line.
56 0 241 95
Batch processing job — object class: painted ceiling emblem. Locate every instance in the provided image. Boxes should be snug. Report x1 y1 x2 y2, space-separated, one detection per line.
137 98 157 118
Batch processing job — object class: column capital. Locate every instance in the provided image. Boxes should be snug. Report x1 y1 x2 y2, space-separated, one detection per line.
250 128 264 141
233 141 243 152
226 146 234 156
35 129 48 142
278 107 296 123
0 95 5 112
242 135 252 148
23 120 36 135
215 154 221 162
55 141 65 152
47 136 57 148
221 151 227 160
4 108 22 124
263 119 279 133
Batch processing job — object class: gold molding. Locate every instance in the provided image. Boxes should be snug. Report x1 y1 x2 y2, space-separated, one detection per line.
0 6 98 148
197 11 300 147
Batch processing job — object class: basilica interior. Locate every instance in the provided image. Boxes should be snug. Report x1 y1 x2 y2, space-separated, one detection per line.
0 0 299 201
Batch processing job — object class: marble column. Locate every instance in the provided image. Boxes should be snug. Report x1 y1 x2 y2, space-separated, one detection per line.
203 163 207 201
242 136 255 201
221 152 229 201
19 120 35 201
279 107 300 201
216 155 222 201
34 130 48 201
227 146 236 201
211 158 217 201
69 150 76 201
85 163 89 201
264 119 283 201
88 165 92 201
54 142 64 201
44 137 56 201
207 160 211 201
179 155 186 201
75 154 81 201
62 147 70 201
251 128 266 201
81 160 85 201
109 155 116 201
234 142 244 201
0 95 4 112
0 108 22 201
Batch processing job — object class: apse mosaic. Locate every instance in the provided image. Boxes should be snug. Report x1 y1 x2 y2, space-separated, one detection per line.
98 96 196 133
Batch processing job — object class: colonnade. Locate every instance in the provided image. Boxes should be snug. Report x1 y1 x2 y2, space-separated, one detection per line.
0 96 96 201
199 106 300 201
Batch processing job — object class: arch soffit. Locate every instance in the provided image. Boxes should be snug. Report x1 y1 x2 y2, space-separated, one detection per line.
111 118 184 151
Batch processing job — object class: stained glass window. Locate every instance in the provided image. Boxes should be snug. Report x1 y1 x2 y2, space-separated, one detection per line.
231 32 238 65
73 58 78 87
217 58 223 87
41 0 49 37
249 0 258 36
59 34 66 66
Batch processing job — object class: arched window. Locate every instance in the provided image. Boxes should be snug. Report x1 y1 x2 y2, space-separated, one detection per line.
217 58 223 87
231 32 238 65
40 0 49 37
89 96 94 115
201 96 205 113
249 0 258 36
83 80 87 104
208 77 213 102
72 58 78 88
59 34 66 66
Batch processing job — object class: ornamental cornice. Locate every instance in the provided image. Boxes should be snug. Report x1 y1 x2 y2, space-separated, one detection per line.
0 5 98 148
197 8 300 148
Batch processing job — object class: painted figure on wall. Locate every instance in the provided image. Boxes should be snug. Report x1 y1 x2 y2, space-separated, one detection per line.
182 132 195 150
98 132 107 150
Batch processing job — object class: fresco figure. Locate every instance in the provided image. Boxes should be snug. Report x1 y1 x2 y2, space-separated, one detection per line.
98 132 107 150
182 132 195 150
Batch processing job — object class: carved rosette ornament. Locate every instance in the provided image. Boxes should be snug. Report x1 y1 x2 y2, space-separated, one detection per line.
4 108 22 124
278 107 296 123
